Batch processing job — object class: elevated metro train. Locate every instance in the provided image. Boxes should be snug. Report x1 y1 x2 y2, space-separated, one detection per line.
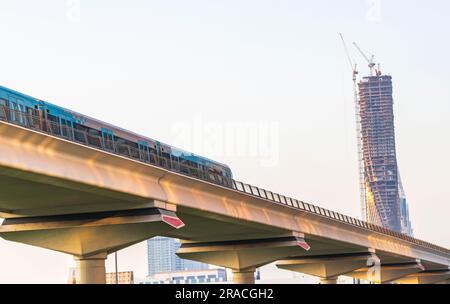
0 86 233 187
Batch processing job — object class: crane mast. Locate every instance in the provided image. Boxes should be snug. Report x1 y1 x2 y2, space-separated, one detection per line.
339 33 367 221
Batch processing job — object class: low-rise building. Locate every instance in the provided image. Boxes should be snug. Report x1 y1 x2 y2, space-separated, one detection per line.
106 271 134 284
141 268 227 284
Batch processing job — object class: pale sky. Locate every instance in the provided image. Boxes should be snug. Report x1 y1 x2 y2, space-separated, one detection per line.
0 0 449 283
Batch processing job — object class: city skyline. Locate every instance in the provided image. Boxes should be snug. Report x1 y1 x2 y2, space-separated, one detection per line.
0 1 448 283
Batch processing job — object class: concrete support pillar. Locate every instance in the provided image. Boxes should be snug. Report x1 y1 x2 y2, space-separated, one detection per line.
0 208 184 284
276 252 378 284
395 270 450 284
347 260 424 284
177 236 310 285
232 268 256 284
319 276 338 284
74 253 107 284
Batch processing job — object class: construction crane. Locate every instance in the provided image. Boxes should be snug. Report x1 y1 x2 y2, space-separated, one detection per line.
352 41 380 76
339 33 366 221
340 33 358 82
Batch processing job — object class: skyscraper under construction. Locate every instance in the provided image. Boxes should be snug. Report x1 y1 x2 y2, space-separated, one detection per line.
339 35 413 236
358 74 413 235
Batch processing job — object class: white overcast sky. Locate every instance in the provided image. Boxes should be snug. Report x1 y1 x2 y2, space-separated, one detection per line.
0 0 449 283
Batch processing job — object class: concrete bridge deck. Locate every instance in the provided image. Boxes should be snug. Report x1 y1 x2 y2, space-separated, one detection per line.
0 119 449 284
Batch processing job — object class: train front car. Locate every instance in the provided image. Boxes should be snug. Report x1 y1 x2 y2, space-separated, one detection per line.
0 86 51 131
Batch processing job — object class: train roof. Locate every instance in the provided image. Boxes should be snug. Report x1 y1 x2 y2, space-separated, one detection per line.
0 85 231 170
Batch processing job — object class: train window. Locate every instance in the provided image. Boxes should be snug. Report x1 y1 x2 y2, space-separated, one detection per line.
171 156 180 171
47 114 61 135
102 129 115 151
9 102 17 121
138 144 148 161
60 119 72 138
206 170 214 181
189 161 199 176
73 123 88 143
150 147 158 154
116 138 131 156
12 102 26 125
179 157 190 174
88 129 100 136
87 129 102 147
115 137 139 157
199 165 207 179
130 146 140 159
149 151 157 164
160 152 171 168
103 133 114 151
0 99 7 119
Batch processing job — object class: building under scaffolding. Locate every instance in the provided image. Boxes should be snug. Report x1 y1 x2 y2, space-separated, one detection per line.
358 75 412 235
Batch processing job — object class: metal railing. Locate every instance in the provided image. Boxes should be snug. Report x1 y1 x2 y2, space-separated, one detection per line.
232 180 450 255
1 105 449 255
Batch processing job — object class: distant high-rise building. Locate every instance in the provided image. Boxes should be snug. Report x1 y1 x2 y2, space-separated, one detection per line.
398 174 413 236
358 74 413 235
147 237 208 276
